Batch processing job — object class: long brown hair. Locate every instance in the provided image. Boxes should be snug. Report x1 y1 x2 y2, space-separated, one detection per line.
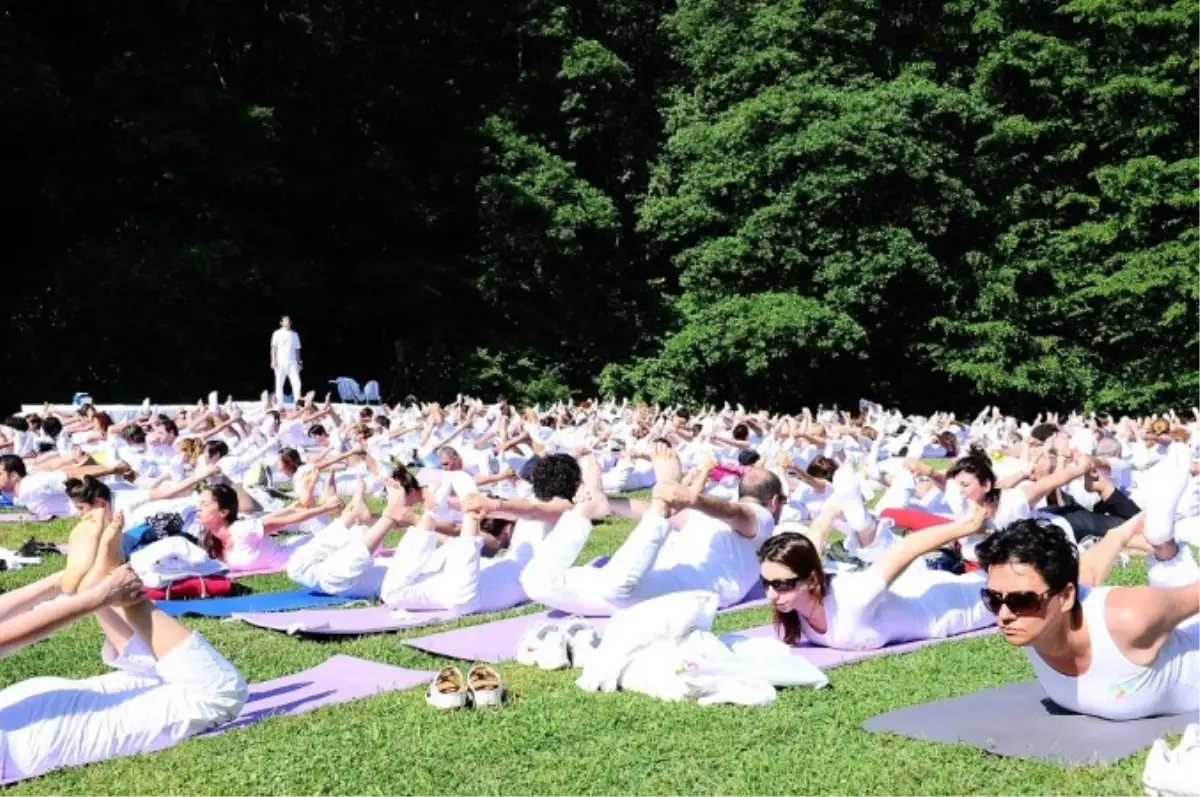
757 532 827 646
200 484 239 561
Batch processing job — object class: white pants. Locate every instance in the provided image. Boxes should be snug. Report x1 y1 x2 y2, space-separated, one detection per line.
520 510 743 617
286 521 387 599
0 633 245 784
379 527 525 614
274 362 301 402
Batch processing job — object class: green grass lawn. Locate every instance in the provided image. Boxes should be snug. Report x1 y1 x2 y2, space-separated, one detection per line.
0 507 1152 796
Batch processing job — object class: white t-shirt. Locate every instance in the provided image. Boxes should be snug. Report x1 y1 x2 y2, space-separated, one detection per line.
961 487 1032 562
270 329 302 366
802 568 990 650
657 502 775 606
15 472 72 519
223 518 293 571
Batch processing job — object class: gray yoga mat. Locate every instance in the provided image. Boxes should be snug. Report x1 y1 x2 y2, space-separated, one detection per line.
862 679 1197 767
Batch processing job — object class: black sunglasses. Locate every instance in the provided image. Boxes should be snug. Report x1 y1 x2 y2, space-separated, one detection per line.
980 588 1059 616
761 576 806 593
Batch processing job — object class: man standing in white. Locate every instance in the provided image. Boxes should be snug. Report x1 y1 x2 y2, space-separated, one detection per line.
270 315 302 403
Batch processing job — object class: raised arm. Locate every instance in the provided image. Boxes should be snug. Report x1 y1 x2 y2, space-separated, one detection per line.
460 492 572 524
870 506 989 588
1108 582 1200 659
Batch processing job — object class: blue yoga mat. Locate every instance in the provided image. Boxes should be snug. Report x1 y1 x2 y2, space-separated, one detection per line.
156 589 356 618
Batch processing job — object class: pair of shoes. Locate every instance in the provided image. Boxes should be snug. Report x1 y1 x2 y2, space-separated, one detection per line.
426 664 504 711
515 618 601 670
1144 723 1199 796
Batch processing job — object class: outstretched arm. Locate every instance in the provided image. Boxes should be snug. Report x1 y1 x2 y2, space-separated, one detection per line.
1 567 143 658
870 507 989 589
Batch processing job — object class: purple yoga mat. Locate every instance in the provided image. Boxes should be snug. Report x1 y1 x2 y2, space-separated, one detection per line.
0 513 39 523
403 586 769 664
205 655 436 736
729 625 998 670
0 656 436 788
236 604 459 635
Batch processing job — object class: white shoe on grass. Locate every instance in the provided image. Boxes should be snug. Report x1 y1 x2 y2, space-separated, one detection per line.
561 617 601 669
516 622 560 667
1143 723 1200 796
426 666 468 710
467 663 504 709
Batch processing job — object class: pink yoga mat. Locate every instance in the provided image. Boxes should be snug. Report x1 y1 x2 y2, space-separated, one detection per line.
403 586 770 664
730 625 998 669
0 656 436 787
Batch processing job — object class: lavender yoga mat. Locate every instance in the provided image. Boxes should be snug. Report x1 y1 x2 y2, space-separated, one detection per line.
403 585 769 664
862 679 1197 767
0 656 436 787
204 655 437 736
0 513 39 523
728 625 998 670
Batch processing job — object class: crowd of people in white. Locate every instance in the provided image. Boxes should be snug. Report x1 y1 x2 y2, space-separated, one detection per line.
0 390 1196 788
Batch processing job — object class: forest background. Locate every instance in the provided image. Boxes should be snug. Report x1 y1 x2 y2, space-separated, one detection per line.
3 0 1196 415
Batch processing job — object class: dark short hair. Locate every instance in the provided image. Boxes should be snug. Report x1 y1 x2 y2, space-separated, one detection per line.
976 519 1081 619
528 454 582 501
0 453 28 478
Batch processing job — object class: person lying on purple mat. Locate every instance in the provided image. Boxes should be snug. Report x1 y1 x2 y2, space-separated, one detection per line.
512 443 779 617
978 504 1197 721
0 565 247 783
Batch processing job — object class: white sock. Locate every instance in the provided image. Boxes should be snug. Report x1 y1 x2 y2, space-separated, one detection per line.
1144 443 1191 546
833 465 871 533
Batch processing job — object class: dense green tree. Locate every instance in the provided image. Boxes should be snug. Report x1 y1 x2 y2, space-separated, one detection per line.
1 0 1193 414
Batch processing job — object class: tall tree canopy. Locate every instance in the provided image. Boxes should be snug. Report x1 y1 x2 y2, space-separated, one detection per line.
2 0 1195 415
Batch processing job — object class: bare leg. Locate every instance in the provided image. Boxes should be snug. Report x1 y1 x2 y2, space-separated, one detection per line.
77 511 127 593
61 508 109 595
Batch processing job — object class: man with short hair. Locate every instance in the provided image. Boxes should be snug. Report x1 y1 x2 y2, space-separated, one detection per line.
270 315 302 403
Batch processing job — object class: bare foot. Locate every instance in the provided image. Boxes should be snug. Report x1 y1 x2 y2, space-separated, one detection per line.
78 511 127 593
344 475 372 526
60 508 110 595
650 441 683 484
383 481 415 524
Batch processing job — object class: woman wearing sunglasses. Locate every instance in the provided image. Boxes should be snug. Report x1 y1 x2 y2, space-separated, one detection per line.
976 517 1197 720
758 502 995 651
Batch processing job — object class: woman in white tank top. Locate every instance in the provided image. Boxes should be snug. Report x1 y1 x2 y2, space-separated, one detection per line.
946 446 1094 561
758 505 994 650
977 519 1198 720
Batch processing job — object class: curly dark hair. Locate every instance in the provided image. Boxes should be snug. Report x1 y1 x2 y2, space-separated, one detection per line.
528 453 583 501
976 519 1081 619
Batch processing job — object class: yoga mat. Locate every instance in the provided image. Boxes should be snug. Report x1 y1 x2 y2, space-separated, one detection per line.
403 585 770 663
0 513 39 523
0 656 436 787
879 507 953 530
861 679 1197 767
205 655 437 736
156 588 356 618
235 605 459 635
731 624 997 670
